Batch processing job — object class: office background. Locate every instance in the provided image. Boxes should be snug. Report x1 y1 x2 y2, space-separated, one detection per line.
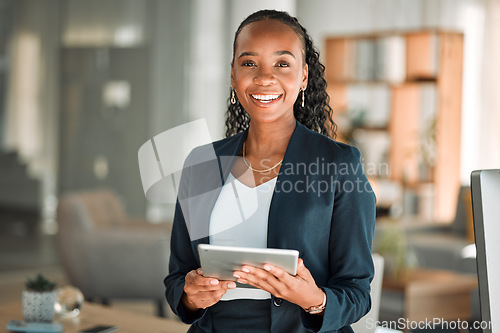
0 0 499 327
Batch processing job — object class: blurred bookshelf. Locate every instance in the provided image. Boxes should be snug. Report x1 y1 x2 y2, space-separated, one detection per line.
325 30 463 223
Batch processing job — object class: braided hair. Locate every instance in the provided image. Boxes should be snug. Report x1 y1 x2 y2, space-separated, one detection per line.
225 9 337 139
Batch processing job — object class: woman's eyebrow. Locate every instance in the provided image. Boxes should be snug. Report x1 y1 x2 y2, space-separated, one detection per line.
275 50 295 58
238 50 296 59
238 51 257 58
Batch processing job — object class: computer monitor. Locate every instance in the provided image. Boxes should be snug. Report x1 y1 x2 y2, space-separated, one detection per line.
471 169 500 333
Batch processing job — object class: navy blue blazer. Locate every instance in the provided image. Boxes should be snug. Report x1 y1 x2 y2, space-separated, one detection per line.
164 121 376 333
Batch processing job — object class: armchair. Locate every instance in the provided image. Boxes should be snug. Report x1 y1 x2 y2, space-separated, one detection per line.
56 189 172 317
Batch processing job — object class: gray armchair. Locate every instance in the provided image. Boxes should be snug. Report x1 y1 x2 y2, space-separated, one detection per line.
56 189 172 316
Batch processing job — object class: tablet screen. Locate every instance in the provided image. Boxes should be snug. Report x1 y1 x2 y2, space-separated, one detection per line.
198 244 299 281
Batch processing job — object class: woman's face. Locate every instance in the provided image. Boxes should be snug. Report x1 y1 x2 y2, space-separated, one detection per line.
231 19 308 125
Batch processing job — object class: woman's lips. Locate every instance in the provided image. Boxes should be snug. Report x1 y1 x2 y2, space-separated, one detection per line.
250 94 283 107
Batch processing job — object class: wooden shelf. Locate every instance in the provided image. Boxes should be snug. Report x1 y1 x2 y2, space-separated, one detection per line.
325 30 463 222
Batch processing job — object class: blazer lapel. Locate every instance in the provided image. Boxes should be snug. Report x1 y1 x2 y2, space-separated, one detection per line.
267 121 309 250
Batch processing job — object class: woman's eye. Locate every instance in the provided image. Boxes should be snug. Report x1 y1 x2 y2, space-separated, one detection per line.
242 61 256 67
276 62 290 68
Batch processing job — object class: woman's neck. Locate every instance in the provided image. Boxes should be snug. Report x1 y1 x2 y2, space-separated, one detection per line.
245 116 296 157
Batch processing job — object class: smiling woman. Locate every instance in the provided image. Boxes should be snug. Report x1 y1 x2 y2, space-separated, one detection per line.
164 9 376 333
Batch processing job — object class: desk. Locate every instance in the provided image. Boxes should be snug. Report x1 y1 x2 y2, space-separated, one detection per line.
0 302 189 333
383 268 478 322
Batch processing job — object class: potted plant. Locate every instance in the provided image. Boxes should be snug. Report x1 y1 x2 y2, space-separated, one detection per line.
374 222 414 278
23 274 58 322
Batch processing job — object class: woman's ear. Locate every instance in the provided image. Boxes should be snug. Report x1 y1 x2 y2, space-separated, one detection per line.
302 63 309 90
230 63 235 88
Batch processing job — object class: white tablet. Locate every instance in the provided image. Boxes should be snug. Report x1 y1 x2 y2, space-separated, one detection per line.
198 244 299 281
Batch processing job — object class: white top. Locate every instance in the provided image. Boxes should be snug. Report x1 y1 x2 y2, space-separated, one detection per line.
209 173 277 301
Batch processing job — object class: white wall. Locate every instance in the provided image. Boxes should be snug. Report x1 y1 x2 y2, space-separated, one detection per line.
478 0 500 171
148 0 191 136
228 0 297 43
187 0 228 141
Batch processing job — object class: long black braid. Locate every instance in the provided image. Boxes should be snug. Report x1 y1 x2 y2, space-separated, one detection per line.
225 9 337 139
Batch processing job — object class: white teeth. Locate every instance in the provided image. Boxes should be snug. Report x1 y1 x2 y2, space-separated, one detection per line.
251 94 280 102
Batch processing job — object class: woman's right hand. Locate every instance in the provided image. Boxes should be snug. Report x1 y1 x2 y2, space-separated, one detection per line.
182 268 237 311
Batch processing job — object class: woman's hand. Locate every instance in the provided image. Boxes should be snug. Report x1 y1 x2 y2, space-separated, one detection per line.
233 258 325 311
182 268 237 312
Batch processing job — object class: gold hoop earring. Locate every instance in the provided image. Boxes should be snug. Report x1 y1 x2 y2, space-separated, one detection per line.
231 89 237 105
301 88 305 108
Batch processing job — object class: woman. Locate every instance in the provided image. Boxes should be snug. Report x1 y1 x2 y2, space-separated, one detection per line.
164 9 376 333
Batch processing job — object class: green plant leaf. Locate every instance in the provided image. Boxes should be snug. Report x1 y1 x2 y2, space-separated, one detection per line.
25 273 57 292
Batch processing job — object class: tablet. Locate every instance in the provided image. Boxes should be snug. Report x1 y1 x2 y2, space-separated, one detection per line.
198 244 299 281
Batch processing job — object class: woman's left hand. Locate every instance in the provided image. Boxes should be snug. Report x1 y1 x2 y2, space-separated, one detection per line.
233 258 325 310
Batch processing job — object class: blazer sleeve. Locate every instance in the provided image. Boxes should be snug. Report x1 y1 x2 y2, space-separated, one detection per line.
301 146 376 332
164 151 208 324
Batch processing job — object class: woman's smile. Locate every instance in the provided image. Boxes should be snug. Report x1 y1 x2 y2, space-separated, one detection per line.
250 93 283 107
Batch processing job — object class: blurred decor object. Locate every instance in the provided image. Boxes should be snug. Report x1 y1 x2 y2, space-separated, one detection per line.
23 274 57 322
374 222 410 278
102 81 131 110
56 188 172 317
54 286 84 318
417 182 435 221
418 115 437 182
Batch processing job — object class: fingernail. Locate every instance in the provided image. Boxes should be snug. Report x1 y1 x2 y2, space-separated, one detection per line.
233 273 240 279
263 265 271 271
210 279 219 285
228 282 236 289
242 268 250 273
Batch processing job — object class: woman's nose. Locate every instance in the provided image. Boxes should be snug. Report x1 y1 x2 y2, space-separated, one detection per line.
253 67 276 86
